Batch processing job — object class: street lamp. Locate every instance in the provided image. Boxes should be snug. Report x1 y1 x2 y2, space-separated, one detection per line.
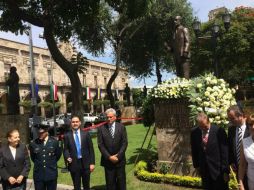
39 33 57 136
26 24 38 119
193 10 231 77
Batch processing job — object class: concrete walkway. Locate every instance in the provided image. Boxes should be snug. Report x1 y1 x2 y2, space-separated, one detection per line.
0 179 74 190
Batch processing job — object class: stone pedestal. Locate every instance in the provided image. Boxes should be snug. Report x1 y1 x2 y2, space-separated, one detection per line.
121 106 136 125
155 99 195 175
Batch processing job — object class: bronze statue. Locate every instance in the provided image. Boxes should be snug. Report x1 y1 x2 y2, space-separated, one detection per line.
143 85 147 97
124 83 131 106
6 66 20 114
165 16 190 79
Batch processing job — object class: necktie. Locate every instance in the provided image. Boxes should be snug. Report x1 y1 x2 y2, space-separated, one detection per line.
202 130 209 150
109 125 114 138
74 131 82 158
236 128 242 165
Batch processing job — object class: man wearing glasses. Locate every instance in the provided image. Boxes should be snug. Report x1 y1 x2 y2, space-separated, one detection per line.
97 108 128 190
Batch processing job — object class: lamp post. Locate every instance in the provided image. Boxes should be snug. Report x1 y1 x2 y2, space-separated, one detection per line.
193 10 231 77
39 34 57 136
27 23 38 119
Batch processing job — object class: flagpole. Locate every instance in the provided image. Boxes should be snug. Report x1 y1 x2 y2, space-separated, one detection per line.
51 59 57 136
28 24 38 117
39 33 56 136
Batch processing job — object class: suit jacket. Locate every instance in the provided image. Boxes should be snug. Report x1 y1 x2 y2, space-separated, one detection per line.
228 124 250 167
63 129 95 172
191 124 229 180
0 143 31 181
97 122 128 168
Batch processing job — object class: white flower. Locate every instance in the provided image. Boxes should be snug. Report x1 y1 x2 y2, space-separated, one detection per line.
197 107 203 112
211 79 218 84
205 91 210 96
197 83 202 88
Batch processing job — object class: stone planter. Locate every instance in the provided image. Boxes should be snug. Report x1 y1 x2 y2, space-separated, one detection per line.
155 99 195 175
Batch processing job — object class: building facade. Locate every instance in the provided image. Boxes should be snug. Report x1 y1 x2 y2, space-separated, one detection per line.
0 38 129 116
208 7 227 20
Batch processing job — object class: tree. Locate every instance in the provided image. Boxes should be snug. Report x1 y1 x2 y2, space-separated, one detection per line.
104 0 150 107
191 6 254 84
0 0 110 116
121 0 193 83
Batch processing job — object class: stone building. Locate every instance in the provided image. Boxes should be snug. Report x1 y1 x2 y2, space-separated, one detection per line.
208 7 227 20
0 38 129 117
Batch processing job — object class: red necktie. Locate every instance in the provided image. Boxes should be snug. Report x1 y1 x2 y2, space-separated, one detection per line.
202 132 209 150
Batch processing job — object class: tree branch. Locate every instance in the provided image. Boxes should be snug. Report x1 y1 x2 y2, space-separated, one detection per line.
6 0 44 27
43 24 74 77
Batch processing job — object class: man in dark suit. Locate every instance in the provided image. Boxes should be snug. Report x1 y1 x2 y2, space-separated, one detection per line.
63 115 95 190
97 108 128 190
227 105 249 189
29 124 62 190
191 112 229 190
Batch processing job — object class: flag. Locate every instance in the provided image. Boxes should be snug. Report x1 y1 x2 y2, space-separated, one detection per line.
97 88 101 99
86 87 91 100
30 84 39 97
50 84 58 101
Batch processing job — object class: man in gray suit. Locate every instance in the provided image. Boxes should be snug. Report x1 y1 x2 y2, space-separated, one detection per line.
97 108 128 190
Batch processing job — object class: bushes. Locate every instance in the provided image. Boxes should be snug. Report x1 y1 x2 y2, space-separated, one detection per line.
135 161 238 190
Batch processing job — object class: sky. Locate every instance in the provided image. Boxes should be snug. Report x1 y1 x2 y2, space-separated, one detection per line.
0 0 253 87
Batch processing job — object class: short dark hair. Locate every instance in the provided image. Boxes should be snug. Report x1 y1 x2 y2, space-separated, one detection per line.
227 105 244 117
71 114 81 121
6 129 19 138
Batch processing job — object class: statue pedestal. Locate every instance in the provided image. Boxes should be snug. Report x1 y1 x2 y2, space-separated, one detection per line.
121 106 136 125
155 99 195 175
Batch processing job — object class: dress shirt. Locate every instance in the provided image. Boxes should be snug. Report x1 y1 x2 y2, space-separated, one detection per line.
9 145 16 160
44 136 49 145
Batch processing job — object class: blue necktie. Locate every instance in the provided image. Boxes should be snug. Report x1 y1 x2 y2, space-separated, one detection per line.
74 131 82 158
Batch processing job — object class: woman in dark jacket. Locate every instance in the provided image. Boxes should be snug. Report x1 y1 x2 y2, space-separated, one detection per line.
0 129 31 190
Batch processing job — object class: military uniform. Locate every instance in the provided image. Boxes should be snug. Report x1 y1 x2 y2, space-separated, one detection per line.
29 134 62 190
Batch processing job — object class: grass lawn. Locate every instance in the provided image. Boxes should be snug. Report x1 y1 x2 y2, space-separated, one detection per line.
29 124 195 190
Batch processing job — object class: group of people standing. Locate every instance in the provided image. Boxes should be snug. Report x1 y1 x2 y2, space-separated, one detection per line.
191 105 254 190
0 108 128 190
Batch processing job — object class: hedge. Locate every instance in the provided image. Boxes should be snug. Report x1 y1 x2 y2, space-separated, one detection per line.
134 161 238 190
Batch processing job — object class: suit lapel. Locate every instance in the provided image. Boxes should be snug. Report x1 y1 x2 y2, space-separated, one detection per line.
6 145 15 161
69 131 77 155
106 123 114 139
80 130 85 149
232 126 237 157
114 122 120 137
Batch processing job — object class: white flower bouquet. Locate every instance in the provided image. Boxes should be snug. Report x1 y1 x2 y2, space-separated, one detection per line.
148 73 236 126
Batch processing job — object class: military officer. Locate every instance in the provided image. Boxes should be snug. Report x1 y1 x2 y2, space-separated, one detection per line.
29 124 62 190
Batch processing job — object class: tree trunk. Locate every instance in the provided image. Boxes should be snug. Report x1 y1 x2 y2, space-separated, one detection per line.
107 41 122 108
6 1 84 116
44 26 84 117
155 60 162 84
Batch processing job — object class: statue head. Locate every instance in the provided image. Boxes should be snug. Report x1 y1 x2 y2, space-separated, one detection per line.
174 16 182 27
10 66 17 74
